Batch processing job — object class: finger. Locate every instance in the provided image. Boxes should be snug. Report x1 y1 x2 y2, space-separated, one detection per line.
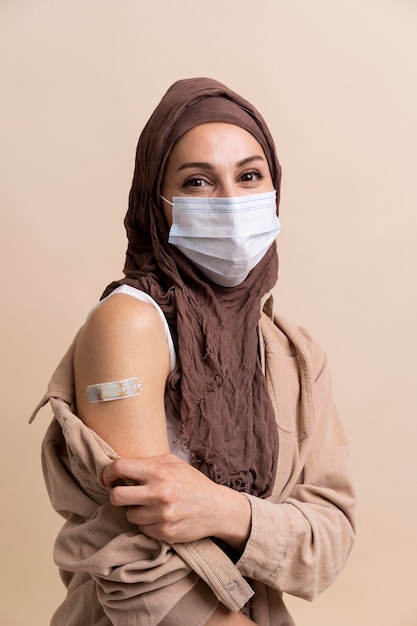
110 484 154 507
102 454 181 487
102 458 147 487
125 505 161 527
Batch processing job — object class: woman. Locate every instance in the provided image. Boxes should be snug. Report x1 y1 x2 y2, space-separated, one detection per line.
31 77 356 625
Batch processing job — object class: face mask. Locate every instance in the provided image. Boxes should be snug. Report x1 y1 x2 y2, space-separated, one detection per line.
161 190 281 287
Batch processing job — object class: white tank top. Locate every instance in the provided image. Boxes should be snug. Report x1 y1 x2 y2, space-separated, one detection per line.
96 284 190 463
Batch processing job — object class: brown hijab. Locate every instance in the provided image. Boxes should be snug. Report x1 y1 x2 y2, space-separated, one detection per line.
103 78 282 497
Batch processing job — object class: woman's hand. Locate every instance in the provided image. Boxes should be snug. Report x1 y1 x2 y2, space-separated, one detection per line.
102 454 252 550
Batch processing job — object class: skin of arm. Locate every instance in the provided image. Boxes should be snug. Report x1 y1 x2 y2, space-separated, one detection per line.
74 294 172 459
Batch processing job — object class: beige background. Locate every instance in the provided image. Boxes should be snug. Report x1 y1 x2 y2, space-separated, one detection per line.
1 1 416 624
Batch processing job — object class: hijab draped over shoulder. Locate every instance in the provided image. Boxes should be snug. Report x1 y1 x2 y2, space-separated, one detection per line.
103 77 282 497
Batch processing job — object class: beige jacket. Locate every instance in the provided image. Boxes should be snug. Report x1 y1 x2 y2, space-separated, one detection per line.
30 296 356 625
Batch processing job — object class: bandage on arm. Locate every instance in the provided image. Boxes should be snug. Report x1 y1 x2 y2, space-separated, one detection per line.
86 377 143 403
74 294 171 459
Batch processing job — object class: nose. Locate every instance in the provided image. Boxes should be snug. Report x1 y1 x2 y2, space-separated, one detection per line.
216 180 243 198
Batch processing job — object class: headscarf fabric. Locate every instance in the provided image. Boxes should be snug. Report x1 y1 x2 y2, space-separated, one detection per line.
103 77 282 497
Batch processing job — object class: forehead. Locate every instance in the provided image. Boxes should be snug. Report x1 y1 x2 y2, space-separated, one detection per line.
168 122 266 162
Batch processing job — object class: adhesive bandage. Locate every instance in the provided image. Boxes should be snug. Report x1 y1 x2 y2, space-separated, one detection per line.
86 377 143 403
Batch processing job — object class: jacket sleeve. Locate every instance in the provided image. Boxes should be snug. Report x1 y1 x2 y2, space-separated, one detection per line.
41 397 253 626
236 318 356 601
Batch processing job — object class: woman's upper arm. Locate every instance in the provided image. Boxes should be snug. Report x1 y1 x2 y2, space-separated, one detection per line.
74 294 171 458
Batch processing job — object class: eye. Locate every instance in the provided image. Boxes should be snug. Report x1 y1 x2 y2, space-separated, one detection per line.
240 169 265 183
182 177 208 188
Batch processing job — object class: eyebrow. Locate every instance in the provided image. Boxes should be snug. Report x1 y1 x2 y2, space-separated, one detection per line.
176 154 266 173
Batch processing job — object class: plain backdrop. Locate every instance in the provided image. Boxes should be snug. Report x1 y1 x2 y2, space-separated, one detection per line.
1 1 416 625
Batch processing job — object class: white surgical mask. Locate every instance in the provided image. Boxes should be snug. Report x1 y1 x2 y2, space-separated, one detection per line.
161 190 281 287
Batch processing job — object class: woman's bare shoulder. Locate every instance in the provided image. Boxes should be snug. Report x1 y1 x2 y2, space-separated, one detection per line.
82 292 165 340
75 292 170 382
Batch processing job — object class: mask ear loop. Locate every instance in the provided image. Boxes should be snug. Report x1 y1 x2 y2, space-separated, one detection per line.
160 195 174 206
